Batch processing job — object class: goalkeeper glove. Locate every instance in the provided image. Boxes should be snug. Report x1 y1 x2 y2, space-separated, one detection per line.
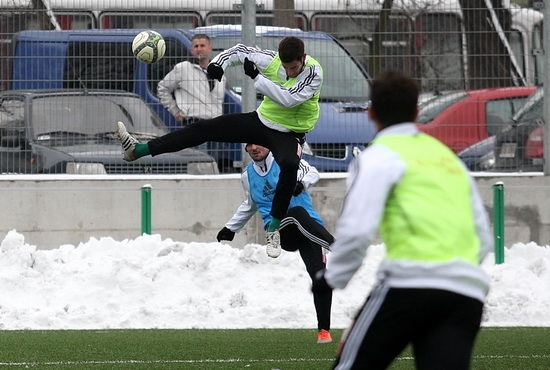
216 227 235 242
243 57 259 79
293 181 304 196
207 63 224 82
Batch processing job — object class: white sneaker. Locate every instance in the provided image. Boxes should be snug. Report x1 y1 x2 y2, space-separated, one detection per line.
266 230 281 258
115 121 138 161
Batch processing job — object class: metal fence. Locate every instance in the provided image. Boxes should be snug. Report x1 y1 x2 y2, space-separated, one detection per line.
0 0 545 174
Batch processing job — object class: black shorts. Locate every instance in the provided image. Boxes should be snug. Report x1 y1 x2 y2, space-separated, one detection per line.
334 286 484 370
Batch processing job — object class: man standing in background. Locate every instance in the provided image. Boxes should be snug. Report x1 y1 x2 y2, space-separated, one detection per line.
157 34 225 127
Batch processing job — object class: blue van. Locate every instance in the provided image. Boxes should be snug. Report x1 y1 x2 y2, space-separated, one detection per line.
10 26 375 172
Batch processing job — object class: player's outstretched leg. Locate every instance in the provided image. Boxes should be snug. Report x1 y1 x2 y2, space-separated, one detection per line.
115 121 138 162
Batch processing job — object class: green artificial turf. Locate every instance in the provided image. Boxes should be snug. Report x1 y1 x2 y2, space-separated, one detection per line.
0 327 548 369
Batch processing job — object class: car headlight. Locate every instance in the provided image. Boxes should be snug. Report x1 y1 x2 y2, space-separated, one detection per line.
66 163 107 174
476 152 495 171
188 162 220 175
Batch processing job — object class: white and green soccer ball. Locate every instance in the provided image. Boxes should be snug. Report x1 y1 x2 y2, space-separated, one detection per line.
132 30 166 64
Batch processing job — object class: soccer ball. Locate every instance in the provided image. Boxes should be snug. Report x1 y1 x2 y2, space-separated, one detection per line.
132 30 166 64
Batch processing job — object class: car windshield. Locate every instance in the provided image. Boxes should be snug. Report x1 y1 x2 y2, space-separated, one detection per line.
31 94 167 138
210 36 370 102
511 87 543 123
416 91 468 124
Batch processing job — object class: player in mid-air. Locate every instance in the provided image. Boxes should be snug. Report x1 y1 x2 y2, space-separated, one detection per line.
116 36 323 258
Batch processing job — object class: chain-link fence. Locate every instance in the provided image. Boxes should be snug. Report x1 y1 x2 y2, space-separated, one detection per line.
0 0 544 173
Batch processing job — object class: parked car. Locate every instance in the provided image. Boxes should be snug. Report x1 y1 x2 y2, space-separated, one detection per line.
494 87 544 171
11 26 374 173
0 90 219 174
457 135 496 171
416 86 536 153
418 90 452 107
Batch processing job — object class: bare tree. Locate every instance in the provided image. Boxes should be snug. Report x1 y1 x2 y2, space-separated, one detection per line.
459 0 516 88
31 0 60 30
273 0 296 28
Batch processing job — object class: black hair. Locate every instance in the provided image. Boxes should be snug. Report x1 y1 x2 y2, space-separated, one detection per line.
278 36 304 63
370 70 419 127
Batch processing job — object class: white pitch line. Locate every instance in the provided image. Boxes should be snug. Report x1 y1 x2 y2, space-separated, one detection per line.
0 358 334 367
1 354 549 367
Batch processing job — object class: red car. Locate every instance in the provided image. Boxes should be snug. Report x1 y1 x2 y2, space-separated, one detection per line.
416 87 536 153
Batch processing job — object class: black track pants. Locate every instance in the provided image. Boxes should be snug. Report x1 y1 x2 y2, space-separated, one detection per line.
280 206 334 331
148 111 303 220
333 287 484 370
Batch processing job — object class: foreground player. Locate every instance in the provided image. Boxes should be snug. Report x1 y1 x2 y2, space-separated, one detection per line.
313 70 492 369
217 143 333 343
116 36 323 258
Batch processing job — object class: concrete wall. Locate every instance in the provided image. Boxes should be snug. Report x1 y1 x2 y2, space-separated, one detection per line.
0 173 547 249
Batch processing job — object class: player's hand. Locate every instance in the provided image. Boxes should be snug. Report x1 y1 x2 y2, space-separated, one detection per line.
293 181 304 196
216 227 235 242
243 57 259 79
312 269 333 294
207 63 224 82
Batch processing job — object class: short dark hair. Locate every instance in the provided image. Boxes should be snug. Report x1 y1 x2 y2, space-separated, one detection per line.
370 70 419 127
192 34 211 42
278 36 304 63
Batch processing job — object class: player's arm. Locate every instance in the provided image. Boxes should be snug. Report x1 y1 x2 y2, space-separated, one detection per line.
157 63 187 117
222 171 258 234
470 177 493 262
254 63 323 108
294 159 320 195
208 44 275 75
325 146 404 289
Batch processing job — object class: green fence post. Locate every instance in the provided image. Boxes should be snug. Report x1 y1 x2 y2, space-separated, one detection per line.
141 184 152 235
493 182 505 264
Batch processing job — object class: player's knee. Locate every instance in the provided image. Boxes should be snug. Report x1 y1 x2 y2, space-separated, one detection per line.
277 156 300 172
287 206 307 219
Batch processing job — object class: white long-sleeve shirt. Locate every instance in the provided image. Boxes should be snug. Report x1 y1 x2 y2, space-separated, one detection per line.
224 152 320 232
157 60 225 120
325 123 493 303
210 44 323 132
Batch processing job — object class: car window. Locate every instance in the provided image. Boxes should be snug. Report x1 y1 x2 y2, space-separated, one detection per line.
512 87 543 123
416 91 467 124
485 96 530 136
64 42 135 91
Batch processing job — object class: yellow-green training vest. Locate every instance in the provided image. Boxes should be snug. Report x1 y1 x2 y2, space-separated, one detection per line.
259 55 321 133
373 133 480 264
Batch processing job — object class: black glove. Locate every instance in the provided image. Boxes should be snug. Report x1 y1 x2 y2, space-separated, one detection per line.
243 57 259 79
312 269 333 294
216 227 235 242
293 181 304 196
207 63 224 82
